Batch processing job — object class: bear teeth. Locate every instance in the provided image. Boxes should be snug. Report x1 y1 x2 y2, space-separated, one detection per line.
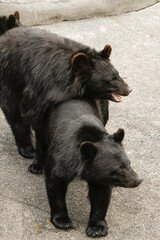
111 93 122 102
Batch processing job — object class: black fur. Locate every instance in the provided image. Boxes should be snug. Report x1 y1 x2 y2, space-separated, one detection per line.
0 27 130 161
44 99 142 238
0 11 21 36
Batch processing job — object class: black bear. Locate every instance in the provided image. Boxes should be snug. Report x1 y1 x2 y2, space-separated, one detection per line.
44 99 142 238
0 27 130 168
0 11 21 36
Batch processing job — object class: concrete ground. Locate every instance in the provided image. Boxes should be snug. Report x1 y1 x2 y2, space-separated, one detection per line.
0 3 160 240
0 0 159 26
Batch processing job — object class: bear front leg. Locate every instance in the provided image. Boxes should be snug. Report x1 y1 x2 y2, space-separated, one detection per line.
46 177 73 230
86 183 112 238
99 99 109 126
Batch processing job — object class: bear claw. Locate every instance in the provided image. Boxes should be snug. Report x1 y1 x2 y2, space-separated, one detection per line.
28 163 43 174
18 146 35 159
86 221 108 238
51 216 73 230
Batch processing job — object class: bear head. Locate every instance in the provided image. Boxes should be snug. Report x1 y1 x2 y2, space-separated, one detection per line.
79 128 142 188
71 45 131 102
0 11 21 36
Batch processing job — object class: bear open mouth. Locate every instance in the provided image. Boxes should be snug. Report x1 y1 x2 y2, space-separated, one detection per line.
111 93 122 102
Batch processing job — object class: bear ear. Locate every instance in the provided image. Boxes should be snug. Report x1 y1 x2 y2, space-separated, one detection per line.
100 44 112 59
71 52 89 72
14 11 20 21
8 15 16 28
80 141 97 159
113 128 125 143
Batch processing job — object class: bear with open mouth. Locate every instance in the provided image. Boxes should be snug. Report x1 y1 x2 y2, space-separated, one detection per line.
0 27 130 166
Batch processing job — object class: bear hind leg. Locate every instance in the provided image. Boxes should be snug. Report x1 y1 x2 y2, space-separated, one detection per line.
28 117 47 174
2 107 35 159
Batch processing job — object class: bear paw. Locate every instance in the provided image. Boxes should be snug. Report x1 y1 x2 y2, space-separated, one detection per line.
28 163 43 174
18 146 35 159
51 215 73 230
86 220 108 238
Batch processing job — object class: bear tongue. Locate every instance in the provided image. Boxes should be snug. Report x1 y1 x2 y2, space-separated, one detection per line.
111 93 122 102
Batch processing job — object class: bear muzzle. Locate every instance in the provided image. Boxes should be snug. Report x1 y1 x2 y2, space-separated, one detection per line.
114 165 143 188
110 87 132 102
124 178 143 188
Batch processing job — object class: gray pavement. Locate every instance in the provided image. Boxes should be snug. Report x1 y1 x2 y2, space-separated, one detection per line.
0 3 160 240
0 0 159 26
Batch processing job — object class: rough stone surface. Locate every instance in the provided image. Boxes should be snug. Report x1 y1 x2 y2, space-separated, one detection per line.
0 3 160 240
0 0 159 26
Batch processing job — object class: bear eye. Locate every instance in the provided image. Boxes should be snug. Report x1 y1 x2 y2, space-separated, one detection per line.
117 167 122 173
111 165 124 176
111 170 118 176
117 164 126 173
110 77 116 84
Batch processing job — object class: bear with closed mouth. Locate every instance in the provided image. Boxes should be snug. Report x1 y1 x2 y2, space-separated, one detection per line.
43 99 142 238
0 11 21 36
0 27 130 168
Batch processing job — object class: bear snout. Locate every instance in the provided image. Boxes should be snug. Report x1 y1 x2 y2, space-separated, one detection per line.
118 85 132 96
124 177 143 188
120 166 143 188
134 178 143 187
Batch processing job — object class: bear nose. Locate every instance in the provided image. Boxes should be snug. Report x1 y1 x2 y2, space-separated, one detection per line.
127 177 143 188
120 86 132 96
133 178 143 187
128 89 132 94
125 87 132 96
136 178 143 186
